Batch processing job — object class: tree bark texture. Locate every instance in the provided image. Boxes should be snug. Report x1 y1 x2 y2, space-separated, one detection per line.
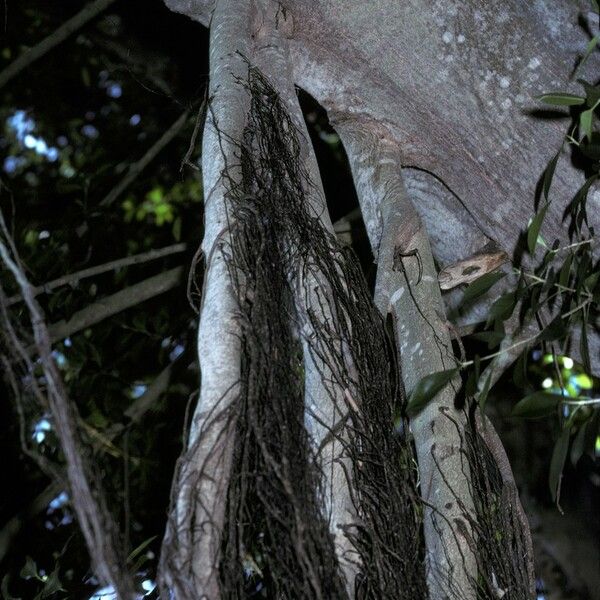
166 0 600 371
159 2 252 597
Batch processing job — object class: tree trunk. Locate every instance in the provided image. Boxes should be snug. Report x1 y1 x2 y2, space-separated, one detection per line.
157 0 586 597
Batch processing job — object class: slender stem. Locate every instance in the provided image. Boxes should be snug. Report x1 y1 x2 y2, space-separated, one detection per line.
460 332 541 368
562 398 600 406
6 243 186 306
561 299 591 319
46 266 183 346
0 0 117 89
100 111 190 207
558 239 593 252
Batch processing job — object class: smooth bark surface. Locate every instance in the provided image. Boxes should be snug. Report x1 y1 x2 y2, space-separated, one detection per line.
160 0 585 597
159 2 252 597
166 0 599 371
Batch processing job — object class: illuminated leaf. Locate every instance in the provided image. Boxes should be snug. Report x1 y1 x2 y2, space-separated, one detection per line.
512 391 562 418
576 36 599 74
487 292 516 325
470 330 504 348
579 108 594 140
558 254 572 288
538 314 567 342
580 319 591 374
477 372 493 413
527 204 550 254
460 271 506 306
542 150 561 201
537 93 585 106
571 421 589 466
407 368 458 416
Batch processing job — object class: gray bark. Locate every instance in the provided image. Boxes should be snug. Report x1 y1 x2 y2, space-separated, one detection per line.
336 121 478 598
162 0 594 597
167 0 599 372
252 4 359 591
159 2 252 597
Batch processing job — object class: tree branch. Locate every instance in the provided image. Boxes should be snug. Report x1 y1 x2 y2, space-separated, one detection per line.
0 214 135 597
7 243 186 307
100 110 190 208
0 0 118 90
0 362 174 564
335 120 479 598
252 2 359 593
158 3 252 597
46 266 183 345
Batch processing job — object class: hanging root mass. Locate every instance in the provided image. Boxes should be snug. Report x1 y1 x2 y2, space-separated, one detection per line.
215 66 427 598
162 64 535 599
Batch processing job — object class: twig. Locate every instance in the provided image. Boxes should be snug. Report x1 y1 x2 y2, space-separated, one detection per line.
0 363 174 564
100 110 190 207
180 94 208 173
0 0 117 89
460 332 541 368
6 242 186 306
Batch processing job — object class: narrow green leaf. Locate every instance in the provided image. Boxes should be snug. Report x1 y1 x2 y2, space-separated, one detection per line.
528 204 550 254
127 535 157 563
461 271 506 306
591 0 599 15
512 391 562 418
172 216 182 242
465 369 477 398
537 315 567 342
549 428 570 504
581 138 600 160
543 150 561 201
579 108 594 140
584 271 599 292
487 292 517 325
537 93 585 106
580 319 591 374
477 372 493 413
571 421 589 466
576 35 599 74
558 254 572 288
580 81 600 107
513 351 528 389
470 330 505 348
407 368 458 416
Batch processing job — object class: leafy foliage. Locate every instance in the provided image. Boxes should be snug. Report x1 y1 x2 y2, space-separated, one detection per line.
410 5 600 511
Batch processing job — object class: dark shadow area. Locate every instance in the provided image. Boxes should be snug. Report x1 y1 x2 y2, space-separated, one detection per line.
0 2 209 598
